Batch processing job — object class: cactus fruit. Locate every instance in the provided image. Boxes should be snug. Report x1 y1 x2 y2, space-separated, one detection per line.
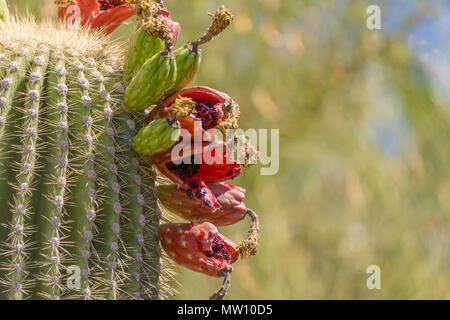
123 1 178 111
158 183 260 258
157 182 247 226
123 49 176 111
135 86 241 167
123 4 235 112
150 86 240 138
131 85 241 158
131 117 181 156
169 6 234 95
124 5 180 79
159 222 238 277
131 97 196 156
0 17 164 300
152 141 242 211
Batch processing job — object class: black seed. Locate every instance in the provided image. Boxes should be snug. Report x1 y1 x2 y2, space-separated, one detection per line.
203 237 231 262
166 155 200 182
192 100 224 130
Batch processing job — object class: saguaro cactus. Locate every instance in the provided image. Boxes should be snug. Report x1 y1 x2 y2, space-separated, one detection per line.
0 0 259 300
0 13 163 300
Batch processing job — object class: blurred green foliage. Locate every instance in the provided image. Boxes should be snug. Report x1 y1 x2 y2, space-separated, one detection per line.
7 0 450 299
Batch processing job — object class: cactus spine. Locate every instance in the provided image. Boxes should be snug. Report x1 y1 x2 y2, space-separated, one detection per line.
0 17 165 300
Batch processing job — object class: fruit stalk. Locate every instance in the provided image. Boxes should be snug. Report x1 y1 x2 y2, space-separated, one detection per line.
170 6 234 94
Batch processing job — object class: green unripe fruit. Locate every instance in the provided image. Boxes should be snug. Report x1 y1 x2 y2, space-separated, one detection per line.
132 118 180 156
170 43 202 95
0 17 166 300
123 51 177 111
124 28 165 80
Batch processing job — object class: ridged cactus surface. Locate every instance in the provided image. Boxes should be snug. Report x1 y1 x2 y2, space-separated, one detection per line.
0 17 164 300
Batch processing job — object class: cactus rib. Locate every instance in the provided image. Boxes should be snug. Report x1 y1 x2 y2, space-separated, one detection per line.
34 51 70 300
65 60 98 299
95 74 124 299
8 47 49 299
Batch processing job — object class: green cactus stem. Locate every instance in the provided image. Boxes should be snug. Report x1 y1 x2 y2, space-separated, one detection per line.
0 17 167 300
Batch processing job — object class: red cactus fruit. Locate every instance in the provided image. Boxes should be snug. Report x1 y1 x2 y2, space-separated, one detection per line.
152 140 241 211
148 86 240 140
159 222 238 277
57 0 136 35
157 182 247 226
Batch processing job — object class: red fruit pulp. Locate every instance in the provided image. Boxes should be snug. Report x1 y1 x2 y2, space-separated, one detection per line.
153 141 241 211
149 87 235 140
98 0 127 11
204 236 231 262
192 100 225 130
165 155 200 182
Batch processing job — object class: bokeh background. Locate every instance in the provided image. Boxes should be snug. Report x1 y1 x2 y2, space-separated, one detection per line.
7 0 450 299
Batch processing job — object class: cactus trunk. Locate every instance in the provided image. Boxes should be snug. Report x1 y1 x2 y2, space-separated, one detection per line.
0 17 163 300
